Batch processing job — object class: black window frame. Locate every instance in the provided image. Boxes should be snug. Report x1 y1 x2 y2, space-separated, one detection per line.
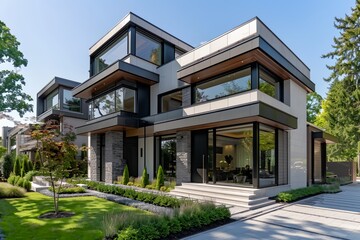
157 87 186 114
135 28 163 66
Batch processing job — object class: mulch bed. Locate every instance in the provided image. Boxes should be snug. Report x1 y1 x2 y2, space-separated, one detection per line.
38 211 75 219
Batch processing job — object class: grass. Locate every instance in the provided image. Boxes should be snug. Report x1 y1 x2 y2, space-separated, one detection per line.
0 182 26 198
0 192 150 240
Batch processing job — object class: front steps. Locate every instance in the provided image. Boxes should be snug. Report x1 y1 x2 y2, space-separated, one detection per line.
170 183 275 210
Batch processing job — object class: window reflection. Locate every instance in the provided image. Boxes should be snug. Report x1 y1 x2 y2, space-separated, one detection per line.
259 69 278 98
161 90 182 113
136 32 162 65
195 68 251 103
259 124 276 188
63 89 81 112
94 34 128 74
155 135 176 181
45 90 59 111
90 87 135 119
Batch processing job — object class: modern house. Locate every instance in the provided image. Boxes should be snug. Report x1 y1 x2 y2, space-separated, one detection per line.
36 77 88 148
64 12 335 207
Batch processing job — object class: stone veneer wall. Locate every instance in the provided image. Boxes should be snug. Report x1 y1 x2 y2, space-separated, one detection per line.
105 131 125 184
176 131 191 185
89 134 101 181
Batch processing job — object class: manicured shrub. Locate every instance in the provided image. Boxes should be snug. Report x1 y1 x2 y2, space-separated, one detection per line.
122 165 129 185
276 185 323 203
22 179 31 191
16 177 24 188
21 155 30 177
13 156 21 176
2 154 13 179
24 170 38 181
7 174 16 185
49 186 85 194
141 167 149 188
156 165 164 190
14 176 21 185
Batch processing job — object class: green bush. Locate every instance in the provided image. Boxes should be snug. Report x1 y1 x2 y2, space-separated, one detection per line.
277 185 324 202
23 170 38 181
2 154 13 179
22 179 31 191
122 165 129 185
21 155 30 177
7 174 16 185
14 175 21 185
0 183 26 198
49 186 86 194
141 167 149 188
156 166 164 190
114 201 230 240
13 156 21 176
16 177 24 188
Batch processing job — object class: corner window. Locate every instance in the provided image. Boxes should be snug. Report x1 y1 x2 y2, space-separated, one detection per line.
63 89 81 112
94 33 128 75
259 124 276 188
195 67 251 103
259 68 280 99
160 90 183 113
136 32 162 65
90 87 136 119
45 90 59 111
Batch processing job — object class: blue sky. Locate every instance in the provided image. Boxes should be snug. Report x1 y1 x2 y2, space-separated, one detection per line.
0 0 355 124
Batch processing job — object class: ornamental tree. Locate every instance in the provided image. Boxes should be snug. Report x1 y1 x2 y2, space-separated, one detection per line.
32 120 79 215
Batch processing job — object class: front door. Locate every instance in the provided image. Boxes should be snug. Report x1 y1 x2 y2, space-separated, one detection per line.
191 130 208 183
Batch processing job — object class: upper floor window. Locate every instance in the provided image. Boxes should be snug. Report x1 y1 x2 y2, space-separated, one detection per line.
89 87 136 120
136 32 162 65
160 90 183 113
194 67 251 103
259 68 281 100
45 90 59 111
63 89 81 112
94 33 128 75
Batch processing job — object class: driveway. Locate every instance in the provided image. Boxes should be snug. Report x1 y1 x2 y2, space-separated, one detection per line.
185 183 360 239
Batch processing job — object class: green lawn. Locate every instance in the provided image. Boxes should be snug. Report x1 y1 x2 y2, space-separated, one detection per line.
0 191 149 240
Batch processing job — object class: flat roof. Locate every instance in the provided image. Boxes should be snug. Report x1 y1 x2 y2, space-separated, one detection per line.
89 12 194 56
37 77 80 99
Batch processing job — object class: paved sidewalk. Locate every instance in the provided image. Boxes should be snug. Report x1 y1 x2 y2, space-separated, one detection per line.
185 183 360 240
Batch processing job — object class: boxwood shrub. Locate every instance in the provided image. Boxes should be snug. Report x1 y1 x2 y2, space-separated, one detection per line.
67 179 181 208
277 185 325 203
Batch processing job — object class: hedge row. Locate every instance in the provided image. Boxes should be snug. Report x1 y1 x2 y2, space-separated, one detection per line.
7 174 31 191
277 185 326 203
68 179 181 208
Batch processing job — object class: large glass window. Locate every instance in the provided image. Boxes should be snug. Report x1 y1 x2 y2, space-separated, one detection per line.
155 135 176 181
259 68 279 99
195 67 251 103
160 90 183 113
94 34 128 74
63 89 81 112
90 87 136 119
136 32 162 65
259 124 276 188
45 90 59 111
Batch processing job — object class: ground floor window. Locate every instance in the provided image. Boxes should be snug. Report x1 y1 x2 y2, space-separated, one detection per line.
155 135 176 181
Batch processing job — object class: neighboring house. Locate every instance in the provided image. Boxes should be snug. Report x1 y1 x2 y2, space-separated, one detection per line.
36 77 88 149
68 13 335 200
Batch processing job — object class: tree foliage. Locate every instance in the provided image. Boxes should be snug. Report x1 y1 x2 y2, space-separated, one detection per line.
0 20 32 117
306 92 323 123
32 120 78 215
319 1 360 161
2 154 13 179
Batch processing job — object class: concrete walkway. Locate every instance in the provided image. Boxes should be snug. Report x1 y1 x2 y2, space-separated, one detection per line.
185 182 360 240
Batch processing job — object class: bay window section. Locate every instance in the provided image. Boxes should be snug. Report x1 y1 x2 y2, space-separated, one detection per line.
136 32 162 65
63 89 81 112
195 67 251 103
45 90 59 111
94 33 128 75
160 90 183 113
90 87 136 120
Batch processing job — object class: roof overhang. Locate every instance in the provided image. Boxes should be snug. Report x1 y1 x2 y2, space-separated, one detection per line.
75 113 140 135
177 36 314 92
37 109 87 122
37 77 80 99
152 102 297 135
307 123 337 144
72 60 159 99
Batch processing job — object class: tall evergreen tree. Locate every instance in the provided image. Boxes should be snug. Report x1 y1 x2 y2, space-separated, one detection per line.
319 0 360 161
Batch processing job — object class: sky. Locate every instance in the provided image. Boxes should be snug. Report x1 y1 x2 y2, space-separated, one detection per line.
0 0 356 128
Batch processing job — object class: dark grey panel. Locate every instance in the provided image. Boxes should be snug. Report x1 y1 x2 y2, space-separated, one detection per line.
258 102 297 129
163 42 175 64
37 77 81 99
72 60 159 98
312 131 337 143
37 109 87 122
75 115 140 135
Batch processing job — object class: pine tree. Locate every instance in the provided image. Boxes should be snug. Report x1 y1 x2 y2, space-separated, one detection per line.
13 156 21 176
141 167 149 188
319 0 360 161
122 165 129 185
156 165 164 190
